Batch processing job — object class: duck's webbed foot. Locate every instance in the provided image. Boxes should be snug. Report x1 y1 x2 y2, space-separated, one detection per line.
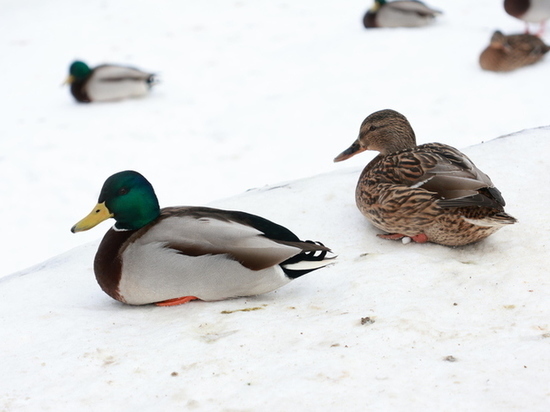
155 296 199 306
377 233 428 243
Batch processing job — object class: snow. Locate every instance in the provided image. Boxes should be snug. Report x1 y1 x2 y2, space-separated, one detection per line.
1 0 549 410
2 128 550 411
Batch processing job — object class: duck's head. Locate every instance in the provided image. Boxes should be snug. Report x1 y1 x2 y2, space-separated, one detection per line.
71 171 160 233
367 0 386 13
333 109 417 162
65 61 92 84
489 31 509 51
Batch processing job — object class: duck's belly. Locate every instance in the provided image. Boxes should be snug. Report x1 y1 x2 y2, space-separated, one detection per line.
356 184 502 246
86 79 149 102
521 1 550 22
364 206 502 246
118 242 291 305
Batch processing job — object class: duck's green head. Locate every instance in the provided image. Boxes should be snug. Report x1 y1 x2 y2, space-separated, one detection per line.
367 0 386 13
71 171 161 233
66 61 91 83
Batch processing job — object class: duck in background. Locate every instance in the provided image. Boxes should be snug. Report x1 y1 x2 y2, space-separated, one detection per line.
480 30 550 71
504 0 550 35
71 171 335 306
334 109 516 247
363 0 442 28
65 60 157 103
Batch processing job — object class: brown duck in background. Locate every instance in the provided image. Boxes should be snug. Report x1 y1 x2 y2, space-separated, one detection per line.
479 30 550 72
504 0 550 35
334 109 516 247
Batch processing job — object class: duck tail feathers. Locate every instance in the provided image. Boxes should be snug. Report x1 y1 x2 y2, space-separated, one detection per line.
281 241 336 279
147 74 159 87
463 212 517 227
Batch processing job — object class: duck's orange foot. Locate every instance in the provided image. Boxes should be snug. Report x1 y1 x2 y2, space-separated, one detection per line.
377 233 428 243
155 296 199 307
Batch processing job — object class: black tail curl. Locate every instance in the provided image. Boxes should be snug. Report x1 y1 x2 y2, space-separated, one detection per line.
280 241 333 279
283 241 329 265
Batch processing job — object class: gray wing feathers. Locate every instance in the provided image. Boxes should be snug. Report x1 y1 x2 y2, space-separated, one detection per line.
139 217 303 271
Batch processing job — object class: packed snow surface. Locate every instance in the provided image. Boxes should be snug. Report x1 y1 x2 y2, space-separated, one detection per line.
1 0 549 410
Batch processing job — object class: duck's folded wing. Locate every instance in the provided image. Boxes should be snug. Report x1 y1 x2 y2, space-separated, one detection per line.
138 208 329 271
389 1 441 15
393 144 505 209
93 65 153 82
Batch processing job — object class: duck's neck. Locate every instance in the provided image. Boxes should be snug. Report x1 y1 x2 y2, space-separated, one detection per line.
113 203 160 231
376 125 417 155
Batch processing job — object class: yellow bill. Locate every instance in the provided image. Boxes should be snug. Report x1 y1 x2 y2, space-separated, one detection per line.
71 202 113 233
62 75 75 86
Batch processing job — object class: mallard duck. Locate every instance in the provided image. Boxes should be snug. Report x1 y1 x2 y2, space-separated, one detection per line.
363 0 442 28
71 171 335 306
504 0 550 35
65 60 157 103
479 30 550 72
333 109 516 246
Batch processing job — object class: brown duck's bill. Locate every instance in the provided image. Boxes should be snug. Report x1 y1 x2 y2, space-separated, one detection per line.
333 140 365 162
71 202 114 233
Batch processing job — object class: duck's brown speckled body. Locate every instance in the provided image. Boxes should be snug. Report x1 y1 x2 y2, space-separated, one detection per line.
479 30 549 72
334 109 516 246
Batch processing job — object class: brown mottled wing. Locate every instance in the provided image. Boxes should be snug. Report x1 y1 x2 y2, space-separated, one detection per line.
384 143 505 210
506 34 550 56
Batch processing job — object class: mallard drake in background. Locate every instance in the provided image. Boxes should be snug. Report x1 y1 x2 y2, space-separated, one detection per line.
65 60 157 103
71 171 334 306
479 30 549 71
334 109 516 246
363 0 442 28
504 0 550 35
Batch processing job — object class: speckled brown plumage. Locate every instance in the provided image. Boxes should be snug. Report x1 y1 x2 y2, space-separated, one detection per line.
479 30 549 71
334 109 516 246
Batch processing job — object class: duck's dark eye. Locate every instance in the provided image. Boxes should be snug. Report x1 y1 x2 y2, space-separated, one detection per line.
369 125 377 132
118 187 129 196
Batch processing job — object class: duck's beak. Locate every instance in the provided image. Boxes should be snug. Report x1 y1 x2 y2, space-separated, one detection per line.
333 139 366 162
62 75 75 86
71 202 113 233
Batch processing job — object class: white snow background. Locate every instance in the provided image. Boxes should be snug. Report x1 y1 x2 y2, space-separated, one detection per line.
1 0 549 410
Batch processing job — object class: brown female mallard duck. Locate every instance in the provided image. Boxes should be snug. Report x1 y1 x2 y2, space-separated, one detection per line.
363 0 442 29
504 0 550 35
479 30 550 72
334 109 516 246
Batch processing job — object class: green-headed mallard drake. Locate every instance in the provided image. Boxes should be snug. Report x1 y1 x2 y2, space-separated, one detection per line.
71 171 335 306
65 60 157 103
363 0 442 28
479 30 550 72
504 0 550 35
333 109 516 247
